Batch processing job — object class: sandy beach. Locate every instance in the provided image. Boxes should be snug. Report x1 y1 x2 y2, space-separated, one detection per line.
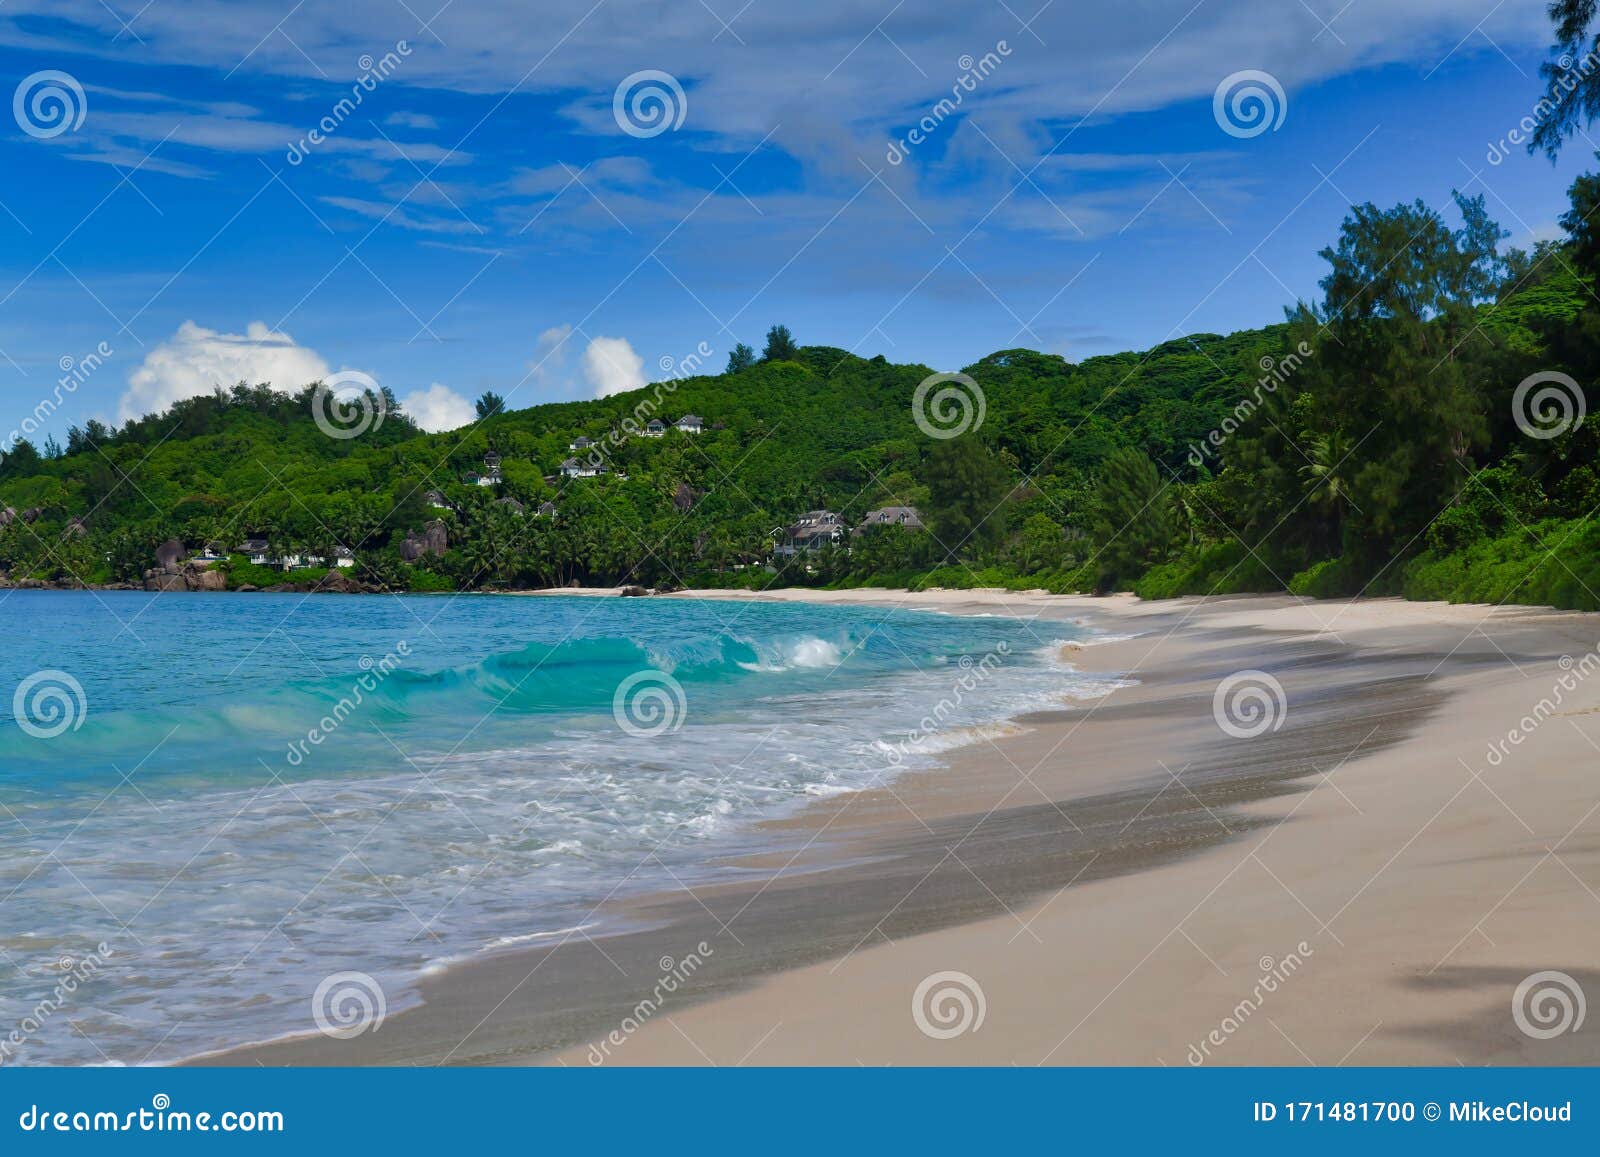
211 589 1600 1067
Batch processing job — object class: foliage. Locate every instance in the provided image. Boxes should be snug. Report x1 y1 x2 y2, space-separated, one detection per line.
6 159 1600 612
761 325 798 362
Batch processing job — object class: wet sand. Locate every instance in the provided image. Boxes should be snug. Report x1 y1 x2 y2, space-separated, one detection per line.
206 591 1600 1066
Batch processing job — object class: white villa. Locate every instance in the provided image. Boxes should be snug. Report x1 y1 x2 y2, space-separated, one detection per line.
236 537 272 566
674 414 704 434
570 436 595 451
560 457 603 478
476 451 503 487
774 510 844 557
643 419 667 437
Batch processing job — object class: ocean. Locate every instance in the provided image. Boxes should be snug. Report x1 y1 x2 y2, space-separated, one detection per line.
0 591 1109 1066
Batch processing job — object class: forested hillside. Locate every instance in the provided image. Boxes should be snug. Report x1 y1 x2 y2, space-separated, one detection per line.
1 179 1597 608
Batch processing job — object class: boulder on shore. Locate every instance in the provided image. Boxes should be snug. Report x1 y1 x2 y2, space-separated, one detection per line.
154 538 185 570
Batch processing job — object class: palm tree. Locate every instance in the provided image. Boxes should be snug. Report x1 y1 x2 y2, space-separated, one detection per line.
1298 428 1355 554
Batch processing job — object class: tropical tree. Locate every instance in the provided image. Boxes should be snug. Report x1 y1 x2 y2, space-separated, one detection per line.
921 437 1012 562
1531 1 1600 157
762 325 798 362
1090 447 1174 591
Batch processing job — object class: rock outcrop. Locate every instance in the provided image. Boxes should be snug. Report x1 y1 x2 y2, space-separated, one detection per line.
400 519 449 561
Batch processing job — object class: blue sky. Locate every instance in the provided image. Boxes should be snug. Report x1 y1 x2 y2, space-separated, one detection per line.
0 1 1591 442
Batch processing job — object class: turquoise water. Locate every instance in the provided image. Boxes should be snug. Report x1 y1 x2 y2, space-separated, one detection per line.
0 591 1102 1065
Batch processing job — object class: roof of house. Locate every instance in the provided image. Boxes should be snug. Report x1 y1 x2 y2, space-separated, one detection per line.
858 505 925 529
787 510 844 540
675 414 703 424
571 436 593 446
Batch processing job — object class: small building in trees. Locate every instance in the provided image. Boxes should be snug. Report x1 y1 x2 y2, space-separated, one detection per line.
774 510 844 556
855 506 925 534
560 457 602 478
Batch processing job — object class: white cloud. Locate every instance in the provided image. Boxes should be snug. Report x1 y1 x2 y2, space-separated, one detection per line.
385 111 439 129
582 335 644 398
121 320 331 421
401 383 476 432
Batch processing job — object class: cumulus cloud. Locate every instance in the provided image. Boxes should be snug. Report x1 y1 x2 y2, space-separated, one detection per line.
400 383 476 432
527 323 573 388
121 321 331 421
582 335 644 398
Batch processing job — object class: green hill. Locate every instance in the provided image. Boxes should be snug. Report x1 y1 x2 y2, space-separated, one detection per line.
3 190 1598 608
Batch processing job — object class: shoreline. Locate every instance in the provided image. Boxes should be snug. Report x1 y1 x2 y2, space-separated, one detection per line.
201 589 1600 1066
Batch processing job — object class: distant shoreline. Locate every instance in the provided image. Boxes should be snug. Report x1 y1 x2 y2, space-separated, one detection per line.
199 589 1600 1067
